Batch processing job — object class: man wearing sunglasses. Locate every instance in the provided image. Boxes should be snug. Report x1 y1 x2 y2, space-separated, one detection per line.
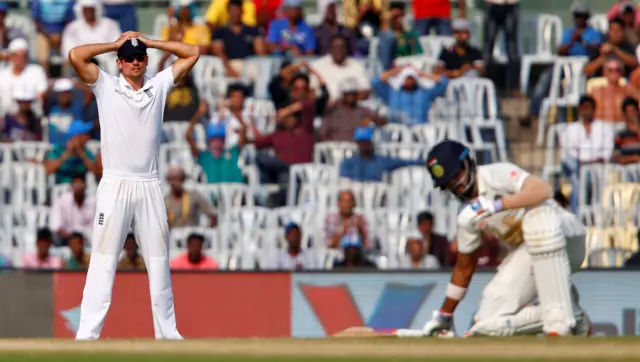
68 31 199 340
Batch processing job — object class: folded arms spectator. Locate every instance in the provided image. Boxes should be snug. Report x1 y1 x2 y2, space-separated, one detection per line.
170 233 219 270
377 2 423 70
164 166 217 228
613 97 640 164
267 0 316 56
339 127 423 181
44 120 99 183
371 66 448 125
438 19 484 78
212 0 266 78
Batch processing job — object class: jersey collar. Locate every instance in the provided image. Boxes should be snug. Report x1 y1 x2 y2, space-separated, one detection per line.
118 73 152 92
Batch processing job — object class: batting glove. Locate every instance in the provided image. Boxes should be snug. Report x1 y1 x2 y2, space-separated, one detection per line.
469 196 504 224
422 310 453 336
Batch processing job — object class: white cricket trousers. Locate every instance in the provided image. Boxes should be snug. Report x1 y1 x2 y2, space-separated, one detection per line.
75 174 182 340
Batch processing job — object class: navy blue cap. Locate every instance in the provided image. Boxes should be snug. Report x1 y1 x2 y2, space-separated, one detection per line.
426 140 470 188
284 222 300 233
117 38 147 59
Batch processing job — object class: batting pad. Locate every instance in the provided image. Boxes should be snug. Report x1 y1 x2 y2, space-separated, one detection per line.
469 304 543 337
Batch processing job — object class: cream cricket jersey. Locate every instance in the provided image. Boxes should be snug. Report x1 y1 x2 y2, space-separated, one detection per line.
89 67 175 180
456 162 575 254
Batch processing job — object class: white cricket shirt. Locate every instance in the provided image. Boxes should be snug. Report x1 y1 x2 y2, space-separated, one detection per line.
0 64 48 115
456 162 576 254
89 67 175 180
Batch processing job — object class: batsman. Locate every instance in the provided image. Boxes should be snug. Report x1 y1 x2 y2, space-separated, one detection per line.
418 140 591 337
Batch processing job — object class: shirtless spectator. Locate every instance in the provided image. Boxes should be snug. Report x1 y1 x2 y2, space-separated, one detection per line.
584 18 637 78
588 58 640 123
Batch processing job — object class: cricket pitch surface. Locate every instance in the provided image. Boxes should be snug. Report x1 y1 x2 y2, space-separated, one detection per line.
1 338 640 361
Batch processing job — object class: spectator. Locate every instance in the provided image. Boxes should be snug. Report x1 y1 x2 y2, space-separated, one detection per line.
584 18 637 78
31 0 75 73
589 58 640 123
613 97 640 164
0 88 43 142
0 3 26 49
212 0 266 79
101 0 137 31
413 0 465 36
314 2 358 56
482 0 520 95
522 2 601 127
61 0 121 73
281 64 330 116
449 232 502 268
204 83 260 148
255 0 283 32
415 211 450 266
437 19 484 78
342 0 384 34
333 244 376 269
616 1 639 45
311 34 371 103
160 0 211 70
265 222 316 270
561 95 615 212
165 166 217 228
64 232 91 270
22 228 62 269
117 233 145 271
268 59 299 109
0 38 48 116
377 2 423 70
319 80 386 142
187 123 245 183
164 74 200 122
266 0 315 56
170 233 219 270
50 173 96 245
44 120 99 184
205 0 257 30
608 0 640 27
324 190 369 249
45 78 96 144
399 238 440 269
340 127 422 181
371 66 448 125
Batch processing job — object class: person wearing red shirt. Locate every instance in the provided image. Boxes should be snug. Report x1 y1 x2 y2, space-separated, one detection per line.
413 0 466 36
170 233 218 270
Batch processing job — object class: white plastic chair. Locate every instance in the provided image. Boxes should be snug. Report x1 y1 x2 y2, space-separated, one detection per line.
588 14 608 34
11 163 48 207
224 206 272 230
196 183 254 216
417 36 454 59
411 122 450 145
192 56 226 93
376 143 426 161
287 164 338 206
542 123 567 181
169 226 220 257
334 181 389 210
13 206 50 230
11 142 52 162
158 144 195 181
446 78 499 120
162 122 191 144
520 14 563 93
375 123 413 144
536 56 589 145
6 14 37 60
600 183 640 227
313 141 358 165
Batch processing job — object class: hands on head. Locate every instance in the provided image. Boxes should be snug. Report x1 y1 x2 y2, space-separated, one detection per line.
114 32 153 48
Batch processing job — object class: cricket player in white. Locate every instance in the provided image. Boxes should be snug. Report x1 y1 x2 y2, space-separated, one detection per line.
68 31 199 340
415 140 591 337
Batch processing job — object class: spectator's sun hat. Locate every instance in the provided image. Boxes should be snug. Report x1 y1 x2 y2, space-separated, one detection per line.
621 1 636 14
452 18 470 32
570 1 590 16
53 78 75 93
66 120 94 138
353 127 374 142
13 87 36 102
206 123 226 139
8 38 28 53
284 222 300 234
338 78 359 94
117 38 148 60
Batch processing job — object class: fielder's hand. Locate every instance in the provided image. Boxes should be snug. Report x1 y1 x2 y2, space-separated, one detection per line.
422 310 453 336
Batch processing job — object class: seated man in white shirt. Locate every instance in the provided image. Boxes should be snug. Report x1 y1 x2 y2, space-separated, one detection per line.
49 172 97 246
265 223 317 270
0 38 48 116
61 0 121 74
561 95 615 213
398 237 440 270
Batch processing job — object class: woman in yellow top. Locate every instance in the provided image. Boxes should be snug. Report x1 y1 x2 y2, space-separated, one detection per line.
204 0 257 29
161 0 212 69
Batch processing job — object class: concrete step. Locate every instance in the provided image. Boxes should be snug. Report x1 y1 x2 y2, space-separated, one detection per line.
510 142 546 174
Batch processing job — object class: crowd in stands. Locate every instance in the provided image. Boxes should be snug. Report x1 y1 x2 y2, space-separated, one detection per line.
0 0 639 271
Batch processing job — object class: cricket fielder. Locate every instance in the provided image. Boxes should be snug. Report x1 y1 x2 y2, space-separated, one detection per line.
68 32 199 340
417 140 591 337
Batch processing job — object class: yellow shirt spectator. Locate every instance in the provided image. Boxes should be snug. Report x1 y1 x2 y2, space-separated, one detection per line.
205 0 257 27
161 23 212 46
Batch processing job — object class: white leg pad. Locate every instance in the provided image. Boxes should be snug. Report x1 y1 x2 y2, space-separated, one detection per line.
470 304 543 337
523 206 575 336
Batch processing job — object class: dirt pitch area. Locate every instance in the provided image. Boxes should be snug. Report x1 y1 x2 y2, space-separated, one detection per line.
1 338 640 361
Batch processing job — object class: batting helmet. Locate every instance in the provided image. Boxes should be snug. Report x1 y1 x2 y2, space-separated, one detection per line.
426 140 477 201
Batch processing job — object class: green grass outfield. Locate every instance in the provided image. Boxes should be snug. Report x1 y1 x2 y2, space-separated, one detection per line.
1 338 640 361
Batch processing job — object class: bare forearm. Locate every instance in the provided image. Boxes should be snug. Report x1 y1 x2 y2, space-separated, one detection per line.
147 39 198 59
440 258 476 314
69 42 117 63
502 179 553 210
